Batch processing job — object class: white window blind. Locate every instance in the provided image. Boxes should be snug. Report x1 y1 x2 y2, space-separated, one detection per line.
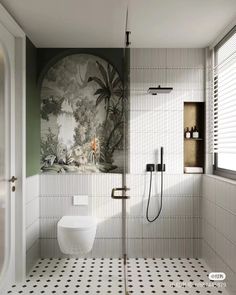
214 29 236 172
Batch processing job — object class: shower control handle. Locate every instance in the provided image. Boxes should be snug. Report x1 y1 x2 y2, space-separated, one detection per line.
111 187 130 199
157 146 166 172
157 163 166 172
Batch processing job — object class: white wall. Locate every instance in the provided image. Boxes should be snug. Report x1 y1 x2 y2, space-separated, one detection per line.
202 175 236 294
129 48 205 174
127 48 204 257
25 175 39 272
126 173 202 257
40 174 123 258
39 48 205 259
39 173 202 258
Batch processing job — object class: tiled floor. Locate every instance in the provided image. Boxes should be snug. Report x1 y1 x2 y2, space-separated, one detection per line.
126 258 228 294
4 258 228 295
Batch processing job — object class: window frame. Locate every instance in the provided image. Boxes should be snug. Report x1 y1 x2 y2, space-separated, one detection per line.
214 153 236 180
213 26 236 180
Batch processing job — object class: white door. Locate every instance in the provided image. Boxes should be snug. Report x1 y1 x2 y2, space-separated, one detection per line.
0 20 16 289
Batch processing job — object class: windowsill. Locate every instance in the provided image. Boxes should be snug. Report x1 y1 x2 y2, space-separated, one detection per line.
204 173 236 185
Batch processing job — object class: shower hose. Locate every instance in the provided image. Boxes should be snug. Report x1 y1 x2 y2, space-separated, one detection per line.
146 170 163 222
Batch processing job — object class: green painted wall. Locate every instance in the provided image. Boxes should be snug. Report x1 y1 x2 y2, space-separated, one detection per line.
26 38 40 176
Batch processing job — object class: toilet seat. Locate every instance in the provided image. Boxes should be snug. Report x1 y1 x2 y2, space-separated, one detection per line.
58 216 97 231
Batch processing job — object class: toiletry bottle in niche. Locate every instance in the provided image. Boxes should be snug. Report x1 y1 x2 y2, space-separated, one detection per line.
191 126 194 137
192 126 199 139
185 127 191 139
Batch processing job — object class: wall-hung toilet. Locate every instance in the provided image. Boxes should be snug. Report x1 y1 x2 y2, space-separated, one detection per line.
57 216 97 255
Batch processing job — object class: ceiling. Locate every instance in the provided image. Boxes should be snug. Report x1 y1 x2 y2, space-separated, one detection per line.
1 0 236 48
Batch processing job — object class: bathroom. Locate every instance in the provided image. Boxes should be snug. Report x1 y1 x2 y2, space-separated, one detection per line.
0 0 236 294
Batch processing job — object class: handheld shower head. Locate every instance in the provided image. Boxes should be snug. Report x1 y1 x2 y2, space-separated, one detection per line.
146 146 165 222
157 146 165 172
160 146 163 165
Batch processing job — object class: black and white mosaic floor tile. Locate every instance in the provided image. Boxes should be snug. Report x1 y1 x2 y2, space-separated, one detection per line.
4 258 229 295
126 258 228 295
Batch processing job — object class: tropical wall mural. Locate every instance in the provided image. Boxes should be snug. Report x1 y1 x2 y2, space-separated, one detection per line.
40 54 124 173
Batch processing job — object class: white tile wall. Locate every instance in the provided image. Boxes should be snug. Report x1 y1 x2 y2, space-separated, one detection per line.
40 196 90 217
39 173 124 258
26 175 40 273
40 173 122 197
129 48 204 176
202 175 236 294
26 219 39 250
26 197 39 227
130 48 204 69
166 49 205 69
130 48 167 68
128 48 203 258
130 89 204 112
39 174 202 258
130 132 183 154
40 217 123 239
26 240 39 273
26 175 39 203
40 238 123 259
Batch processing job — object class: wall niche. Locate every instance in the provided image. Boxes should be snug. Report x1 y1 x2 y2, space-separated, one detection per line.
184 102 205 173
40 54 124 173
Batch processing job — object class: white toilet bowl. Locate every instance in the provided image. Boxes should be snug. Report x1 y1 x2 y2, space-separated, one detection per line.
57 216 97 255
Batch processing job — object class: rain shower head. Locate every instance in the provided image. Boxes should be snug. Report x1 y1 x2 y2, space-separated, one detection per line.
148 85 173 95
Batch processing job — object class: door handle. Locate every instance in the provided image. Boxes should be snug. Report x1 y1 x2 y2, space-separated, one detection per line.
9 176 17 183
9 176 17 192
111 187 130 199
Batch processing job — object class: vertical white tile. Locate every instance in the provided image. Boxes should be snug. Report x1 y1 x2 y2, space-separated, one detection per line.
26 175 39 203
127 239 143 257
26 219 39 251
193 175 202 197
166 49 204 69
142 239 167 258
26 197 39 227
40 239 56 258
127 218 143 238
91 196 122 218
26 240 39 274
131 48 167 69
92 239 122 258
40 218 58 238
96 218 122 238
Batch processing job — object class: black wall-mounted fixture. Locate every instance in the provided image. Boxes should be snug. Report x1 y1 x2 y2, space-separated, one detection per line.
146 164 155 172
126 31 131 47
157 147 166 172
146 147 165 223
148 85 173 95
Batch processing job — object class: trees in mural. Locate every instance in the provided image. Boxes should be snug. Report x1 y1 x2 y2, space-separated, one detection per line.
88 61 124 166
40 54 124 173
41 96 64 121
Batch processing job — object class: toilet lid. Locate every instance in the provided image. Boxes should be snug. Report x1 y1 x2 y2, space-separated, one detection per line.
58 216 97 231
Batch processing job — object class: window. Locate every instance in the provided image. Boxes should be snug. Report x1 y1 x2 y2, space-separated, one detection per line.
214 28 236 179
